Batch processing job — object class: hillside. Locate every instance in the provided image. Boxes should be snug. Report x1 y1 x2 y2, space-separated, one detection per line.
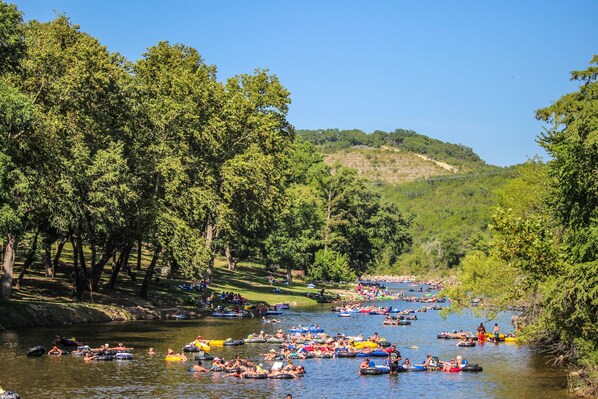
298 128 515 274
298 128 489 177
323 146 456 184
378 169 515 274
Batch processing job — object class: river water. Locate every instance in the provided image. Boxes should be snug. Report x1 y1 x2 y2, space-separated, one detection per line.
0 283 569 399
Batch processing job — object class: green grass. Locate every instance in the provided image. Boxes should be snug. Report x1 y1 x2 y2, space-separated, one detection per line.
9 244 347 316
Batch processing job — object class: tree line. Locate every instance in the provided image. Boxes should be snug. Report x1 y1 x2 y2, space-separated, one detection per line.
443 55 598 395
0 3 411 300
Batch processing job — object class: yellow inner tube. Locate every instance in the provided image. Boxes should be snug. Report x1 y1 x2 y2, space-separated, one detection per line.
353 341 379 349
208 340 224 347
165 355 184 361
504 337 519 343
194 342 211 352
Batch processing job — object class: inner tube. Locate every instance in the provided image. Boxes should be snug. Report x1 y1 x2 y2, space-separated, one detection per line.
223 340 244 346
243 373 268 379
183 345 200 352
225 368 242 373
26 346 46 357
94 355 114 361
359 367 383 375
397 321 411 325
0 392 21 399
375 366 390 374
336 351 356 358
114 353 133 360
195 353 214 361
462 364 483 372
49 350 69 356
211 367 225 372
404 365 426 371
165 355 184 362
378 341 391 348
269 373 294 379
458 342 476 347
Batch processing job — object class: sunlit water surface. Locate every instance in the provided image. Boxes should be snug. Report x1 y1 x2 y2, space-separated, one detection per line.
0 283 569 398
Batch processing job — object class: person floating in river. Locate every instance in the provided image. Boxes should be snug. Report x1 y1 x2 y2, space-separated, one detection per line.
193 360 211 372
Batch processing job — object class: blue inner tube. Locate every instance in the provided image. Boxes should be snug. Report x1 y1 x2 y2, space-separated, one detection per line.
269 373 294 379
26 346 46 357
94 355 114 361
375 366 390 374
404 365 426 371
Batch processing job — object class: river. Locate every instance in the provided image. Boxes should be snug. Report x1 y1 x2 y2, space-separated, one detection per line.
0 282 569 398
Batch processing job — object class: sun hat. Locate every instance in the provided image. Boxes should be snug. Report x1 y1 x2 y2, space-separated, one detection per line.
269 349 276 353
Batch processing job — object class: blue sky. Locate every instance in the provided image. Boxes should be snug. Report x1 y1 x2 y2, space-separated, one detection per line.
10 0 598 166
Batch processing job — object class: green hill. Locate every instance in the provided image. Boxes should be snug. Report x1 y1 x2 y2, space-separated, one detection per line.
298 128 488 178
298 128 515 274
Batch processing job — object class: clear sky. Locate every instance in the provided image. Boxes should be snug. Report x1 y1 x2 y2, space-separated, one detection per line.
9 0 598 166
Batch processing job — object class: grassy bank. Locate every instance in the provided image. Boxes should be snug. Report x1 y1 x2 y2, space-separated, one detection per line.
3 244 350 330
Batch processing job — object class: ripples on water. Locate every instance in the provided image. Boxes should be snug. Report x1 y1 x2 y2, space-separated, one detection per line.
0 283 569 398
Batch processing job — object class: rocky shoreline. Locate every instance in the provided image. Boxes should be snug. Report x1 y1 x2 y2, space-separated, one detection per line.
0 300 209 331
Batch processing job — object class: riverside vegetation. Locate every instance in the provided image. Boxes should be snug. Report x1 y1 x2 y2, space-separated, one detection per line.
0 2 596 396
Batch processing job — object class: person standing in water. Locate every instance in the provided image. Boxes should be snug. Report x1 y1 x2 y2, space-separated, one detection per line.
493 323 500 343
477 322 486 342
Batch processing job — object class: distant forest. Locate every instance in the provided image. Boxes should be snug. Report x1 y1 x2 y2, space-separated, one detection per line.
298 128 486 168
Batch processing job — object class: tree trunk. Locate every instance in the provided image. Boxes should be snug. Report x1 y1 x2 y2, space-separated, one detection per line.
0 234 17 299
226 245 237 270
204 222 215 284
16 230 39 289
70 236 83 295
123 248 136 281
76 246 115 299
90 246 116 291
52 237 67 275
76 235 87 277
136 240 142 270
44 241 53 277
90 244 96 269
286 266 293 284
169 257 178 279
109 244 131 289
140 246 161 299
